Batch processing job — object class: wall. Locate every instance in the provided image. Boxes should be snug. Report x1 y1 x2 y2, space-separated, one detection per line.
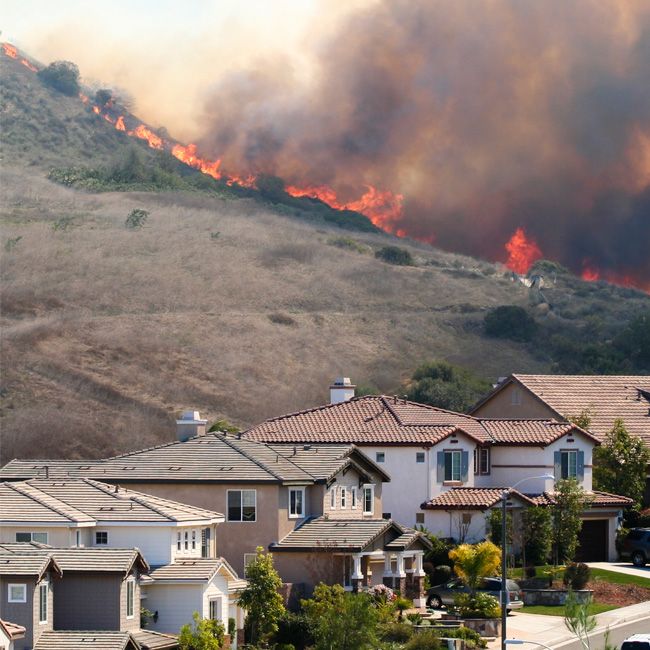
202 574 230 628
0 526 75 548
422 509 489 543
272 552 345 592
322 468 383 521
145 583 202 635
472 382 557 419
97 526 175 565
124 482 280 576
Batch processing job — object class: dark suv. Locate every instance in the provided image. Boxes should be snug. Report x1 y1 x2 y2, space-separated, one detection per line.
619 528 650 567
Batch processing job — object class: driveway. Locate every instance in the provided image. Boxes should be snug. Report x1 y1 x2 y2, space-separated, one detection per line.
587 561 650 579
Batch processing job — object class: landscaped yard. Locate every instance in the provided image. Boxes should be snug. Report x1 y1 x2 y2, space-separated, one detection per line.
520 603 618 616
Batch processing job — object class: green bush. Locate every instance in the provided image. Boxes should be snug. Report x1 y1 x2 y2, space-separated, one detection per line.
327 235 369 254
375 245 415 266
432 626 487 648
431 565 452 585
95 88 112 106
37 61 80 96
563 562 591 590
125 209 149 230
484 305 538 342
380 621 413 642
453 592 500 619
271 611 313 650
404 630 443 649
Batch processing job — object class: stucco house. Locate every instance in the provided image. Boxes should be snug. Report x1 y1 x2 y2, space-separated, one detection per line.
0 478 245 640
0 415 431 605
242 379 633 561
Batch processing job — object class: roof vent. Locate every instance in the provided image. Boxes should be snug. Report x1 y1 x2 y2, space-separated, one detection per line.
176 410 208 442
329 377 355 405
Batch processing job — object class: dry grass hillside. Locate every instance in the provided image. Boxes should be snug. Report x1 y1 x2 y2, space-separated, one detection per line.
1 52 648 463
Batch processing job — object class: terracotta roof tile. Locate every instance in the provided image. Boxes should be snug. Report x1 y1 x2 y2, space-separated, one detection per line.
421 488 537 510
528 490 634 508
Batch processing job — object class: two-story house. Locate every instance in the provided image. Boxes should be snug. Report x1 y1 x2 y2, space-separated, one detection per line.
242 380 632 561
0 415 431 606
0 479 244 639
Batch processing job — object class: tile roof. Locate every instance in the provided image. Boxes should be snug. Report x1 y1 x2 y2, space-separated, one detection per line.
421 488 538 510
0 479 223 525
243 395 596 447
34 631 140 650
528 490 634 508
0 619 26 640
149 557 239 582
131 630 179 650
0 545 148 574
473 375 650 445
0 552 62 579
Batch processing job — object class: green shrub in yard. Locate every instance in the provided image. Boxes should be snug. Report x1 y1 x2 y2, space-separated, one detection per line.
375 245 415 266
380 621 413 642
563 562 591 590
433 626 487 648
125 209 149 230
403 629 443 649
453 592 500 619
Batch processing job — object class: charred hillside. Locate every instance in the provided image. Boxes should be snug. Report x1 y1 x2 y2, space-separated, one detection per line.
1 46 648 464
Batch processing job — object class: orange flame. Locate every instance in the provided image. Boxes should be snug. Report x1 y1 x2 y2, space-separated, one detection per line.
128 124 163 149
2 43 18 59
79 93 89 104
104 114 114 124
171 143 222 179
581 265 600 282
115 116 126 131
92 106 101 114
21 59 37 72
504 227 543 274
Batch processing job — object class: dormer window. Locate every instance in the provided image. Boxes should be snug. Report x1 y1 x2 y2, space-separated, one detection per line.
363 485 374 515
340 487 347 509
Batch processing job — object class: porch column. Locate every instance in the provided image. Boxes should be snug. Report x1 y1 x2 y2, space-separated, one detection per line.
395 552 407 595
412 551 427 608
382 553 394 588
351 553 363 592
414 551 426 577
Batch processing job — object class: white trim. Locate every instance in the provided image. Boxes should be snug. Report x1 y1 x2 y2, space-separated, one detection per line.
8 584 26 603
15 531 48 544
227 489 257 522
362 484 374 515
288 487 306 519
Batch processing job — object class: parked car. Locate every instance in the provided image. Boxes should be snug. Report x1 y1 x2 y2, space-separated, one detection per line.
621 634 650 650
426 577 523 611
619 527 650 567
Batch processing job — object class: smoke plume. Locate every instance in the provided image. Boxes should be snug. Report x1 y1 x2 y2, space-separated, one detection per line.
195 0 650 287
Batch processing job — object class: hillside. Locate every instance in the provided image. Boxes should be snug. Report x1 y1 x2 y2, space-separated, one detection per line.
1 49 649 463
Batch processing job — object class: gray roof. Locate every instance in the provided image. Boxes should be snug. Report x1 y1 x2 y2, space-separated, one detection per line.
0 552 62 579
0 434 387 485
0 479 223 525
0 545 148 575
149 557 239 582
34 631 139 650
131 630 179 650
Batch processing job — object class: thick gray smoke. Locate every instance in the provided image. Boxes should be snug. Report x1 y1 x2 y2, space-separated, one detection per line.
197 0 650 286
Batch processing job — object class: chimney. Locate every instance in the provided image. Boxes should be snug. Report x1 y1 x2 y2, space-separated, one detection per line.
329 377 355 404
176 410 208 442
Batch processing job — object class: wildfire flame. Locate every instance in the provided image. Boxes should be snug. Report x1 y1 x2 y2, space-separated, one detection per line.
171 143 222 180
2 43 17 58
504 227 543 274
128 124 163 149
115 116 126 131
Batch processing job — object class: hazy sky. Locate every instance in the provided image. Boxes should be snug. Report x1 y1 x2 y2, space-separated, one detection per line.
2 0 368 139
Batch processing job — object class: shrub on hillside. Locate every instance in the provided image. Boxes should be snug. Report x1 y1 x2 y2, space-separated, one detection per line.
484 305 538 342
125 209 149 230
375 245 414 266
37 61 80 97
95 88 113 106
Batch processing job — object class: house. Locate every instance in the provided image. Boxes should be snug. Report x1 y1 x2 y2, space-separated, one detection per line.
0 415 431 606
0 479 245 639
242 380 633 561
0 552 61 650
33 630 178 650
1 619 26 650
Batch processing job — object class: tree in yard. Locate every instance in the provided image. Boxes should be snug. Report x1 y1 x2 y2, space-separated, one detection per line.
37 61 81 96
521 506 553 567
551 479 592 565
405 360 491 412
448 541 501 591
179 611 225 650
301 583 379 650
238 546 285 646
594 418 650 508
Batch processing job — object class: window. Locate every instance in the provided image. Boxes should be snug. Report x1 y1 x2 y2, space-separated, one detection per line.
227 490 257 522
95 531 108 545
376 452 385 463
444 450 462 481
561 450 578 479
415 513 425 524
177 532 182 551
39 583 48 623
363 485 374 515
330 487 337 509
8 584 26 603
15 532 48 544
416 452 425 463
382 512 392 519
126 578 135 618
244 553 258 568
351 487 357 509
289 488 305 518
75 530 81 547
201 528 211 558
340 487 347 509
209 597 221 621
474 448 490 475
191 530 197 550
184 531 189 551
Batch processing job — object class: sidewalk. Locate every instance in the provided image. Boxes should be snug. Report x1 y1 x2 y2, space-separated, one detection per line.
486 601 650 649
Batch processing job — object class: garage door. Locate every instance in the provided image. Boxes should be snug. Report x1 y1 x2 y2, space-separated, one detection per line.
576 519 608 562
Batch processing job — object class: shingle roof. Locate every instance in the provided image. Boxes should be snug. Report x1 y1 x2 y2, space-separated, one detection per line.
472 375 650 445
0 552 62 579
131 630 179 650
421 488 538 510
0 479 223 525
149 557 238 582
243 395 597 447
34 631 139 650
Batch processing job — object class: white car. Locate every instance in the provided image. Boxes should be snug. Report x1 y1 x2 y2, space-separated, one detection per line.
622 634 650 650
